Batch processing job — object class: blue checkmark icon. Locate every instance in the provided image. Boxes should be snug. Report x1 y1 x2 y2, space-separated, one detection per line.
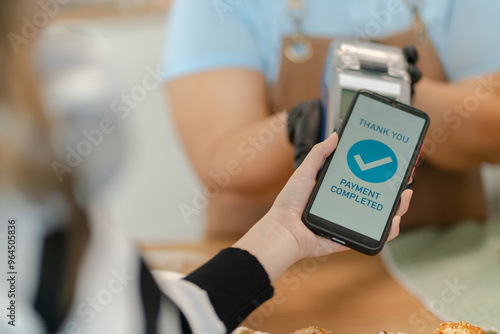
347 140 398 183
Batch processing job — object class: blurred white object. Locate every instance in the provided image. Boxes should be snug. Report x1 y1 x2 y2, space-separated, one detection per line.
65 0 163 10
36 24 125 202
31 14 204 244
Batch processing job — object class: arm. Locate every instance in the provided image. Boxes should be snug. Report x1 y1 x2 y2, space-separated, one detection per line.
417 0 500 171
414 73 500 171
180 134 412 332
232 134 412 282
166 69 295 233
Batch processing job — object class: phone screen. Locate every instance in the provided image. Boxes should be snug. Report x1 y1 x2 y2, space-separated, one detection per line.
340 88 397 122
339 88 357 120
309 93 426 241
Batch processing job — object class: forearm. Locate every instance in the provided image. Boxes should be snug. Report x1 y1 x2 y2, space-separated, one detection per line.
168 70 295 206
413 76 500 170
195 112 295 200
233 215 300 283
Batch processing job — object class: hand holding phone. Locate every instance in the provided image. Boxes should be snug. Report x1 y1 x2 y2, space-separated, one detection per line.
303 90 429 255
234 132 412 282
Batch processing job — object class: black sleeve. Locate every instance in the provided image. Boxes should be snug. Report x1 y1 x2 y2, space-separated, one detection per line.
184 247 274 333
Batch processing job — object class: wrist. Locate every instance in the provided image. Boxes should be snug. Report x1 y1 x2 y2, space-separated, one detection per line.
233 214 300 283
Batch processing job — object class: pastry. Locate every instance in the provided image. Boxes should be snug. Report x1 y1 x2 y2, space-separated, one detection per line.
232 327 269 334
434 321 485 334
292 326 333 334
233 326 332 334
235 321 486 334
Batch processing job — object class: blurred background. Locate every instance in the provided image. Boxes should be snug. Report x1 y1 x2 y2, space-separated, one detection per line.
5 2 496 332
53 0 205 244
51 0 500 247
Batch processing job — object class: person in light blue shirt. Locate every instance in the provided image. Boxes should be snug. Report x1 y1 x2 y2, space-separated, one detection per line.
164 0 500 84
162 0 500 235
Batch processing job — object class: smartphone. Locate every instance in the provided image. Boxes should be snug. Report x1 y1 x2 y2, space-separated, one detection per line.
303 90 430 255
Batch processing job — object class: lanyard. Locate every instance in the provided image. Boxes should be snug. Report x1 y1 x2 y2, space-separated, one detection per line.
284 0 428 62
284 0 313 63
402 0 428 45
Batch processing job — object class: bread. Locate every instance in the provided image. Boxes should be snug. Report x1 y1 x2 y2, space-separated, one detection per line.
435 321 485 334
292 326 333 334
232 327 269 334
233 326 331 334
234 320 484 334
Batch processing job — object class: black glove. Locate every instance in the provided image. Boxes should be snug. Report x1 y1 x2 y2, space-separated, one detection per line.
287 99 323 169
403 44 422 96
287 44 422 169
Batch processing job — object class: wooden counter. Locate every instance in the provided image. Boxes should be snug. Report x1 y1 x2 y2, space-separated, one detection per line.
143 237 441 334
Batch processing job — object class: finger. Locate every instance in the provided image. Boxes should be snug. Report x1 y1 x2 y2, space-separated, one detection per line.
395 189 413 216
408 65 422 84
387 215 401 241
276 133 339 207
403 45 418 64
295 132 338 177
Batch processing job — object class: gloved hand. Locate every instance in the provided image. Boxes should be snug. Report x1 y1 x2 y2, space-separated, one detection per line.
287 99 323 169
403 44 422 96
288 44 422 168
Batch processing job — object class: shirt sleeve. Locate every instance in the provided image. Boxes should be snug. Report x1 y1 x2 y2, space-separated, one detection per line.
161 0 264 82
153 248 274 334
446 0 500 81
184 248 274 333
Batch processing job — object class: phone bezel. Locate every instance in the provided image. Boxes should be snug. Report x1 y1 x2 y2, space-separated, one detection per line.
303 89 430 255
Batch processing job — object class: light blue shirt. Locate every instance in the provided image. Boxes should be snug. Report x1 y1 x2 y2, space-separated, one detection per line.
162 0 500 84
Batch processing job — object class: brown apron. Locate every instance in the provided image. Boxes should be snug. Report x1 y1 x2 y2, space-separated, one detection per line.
271 30 488 229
